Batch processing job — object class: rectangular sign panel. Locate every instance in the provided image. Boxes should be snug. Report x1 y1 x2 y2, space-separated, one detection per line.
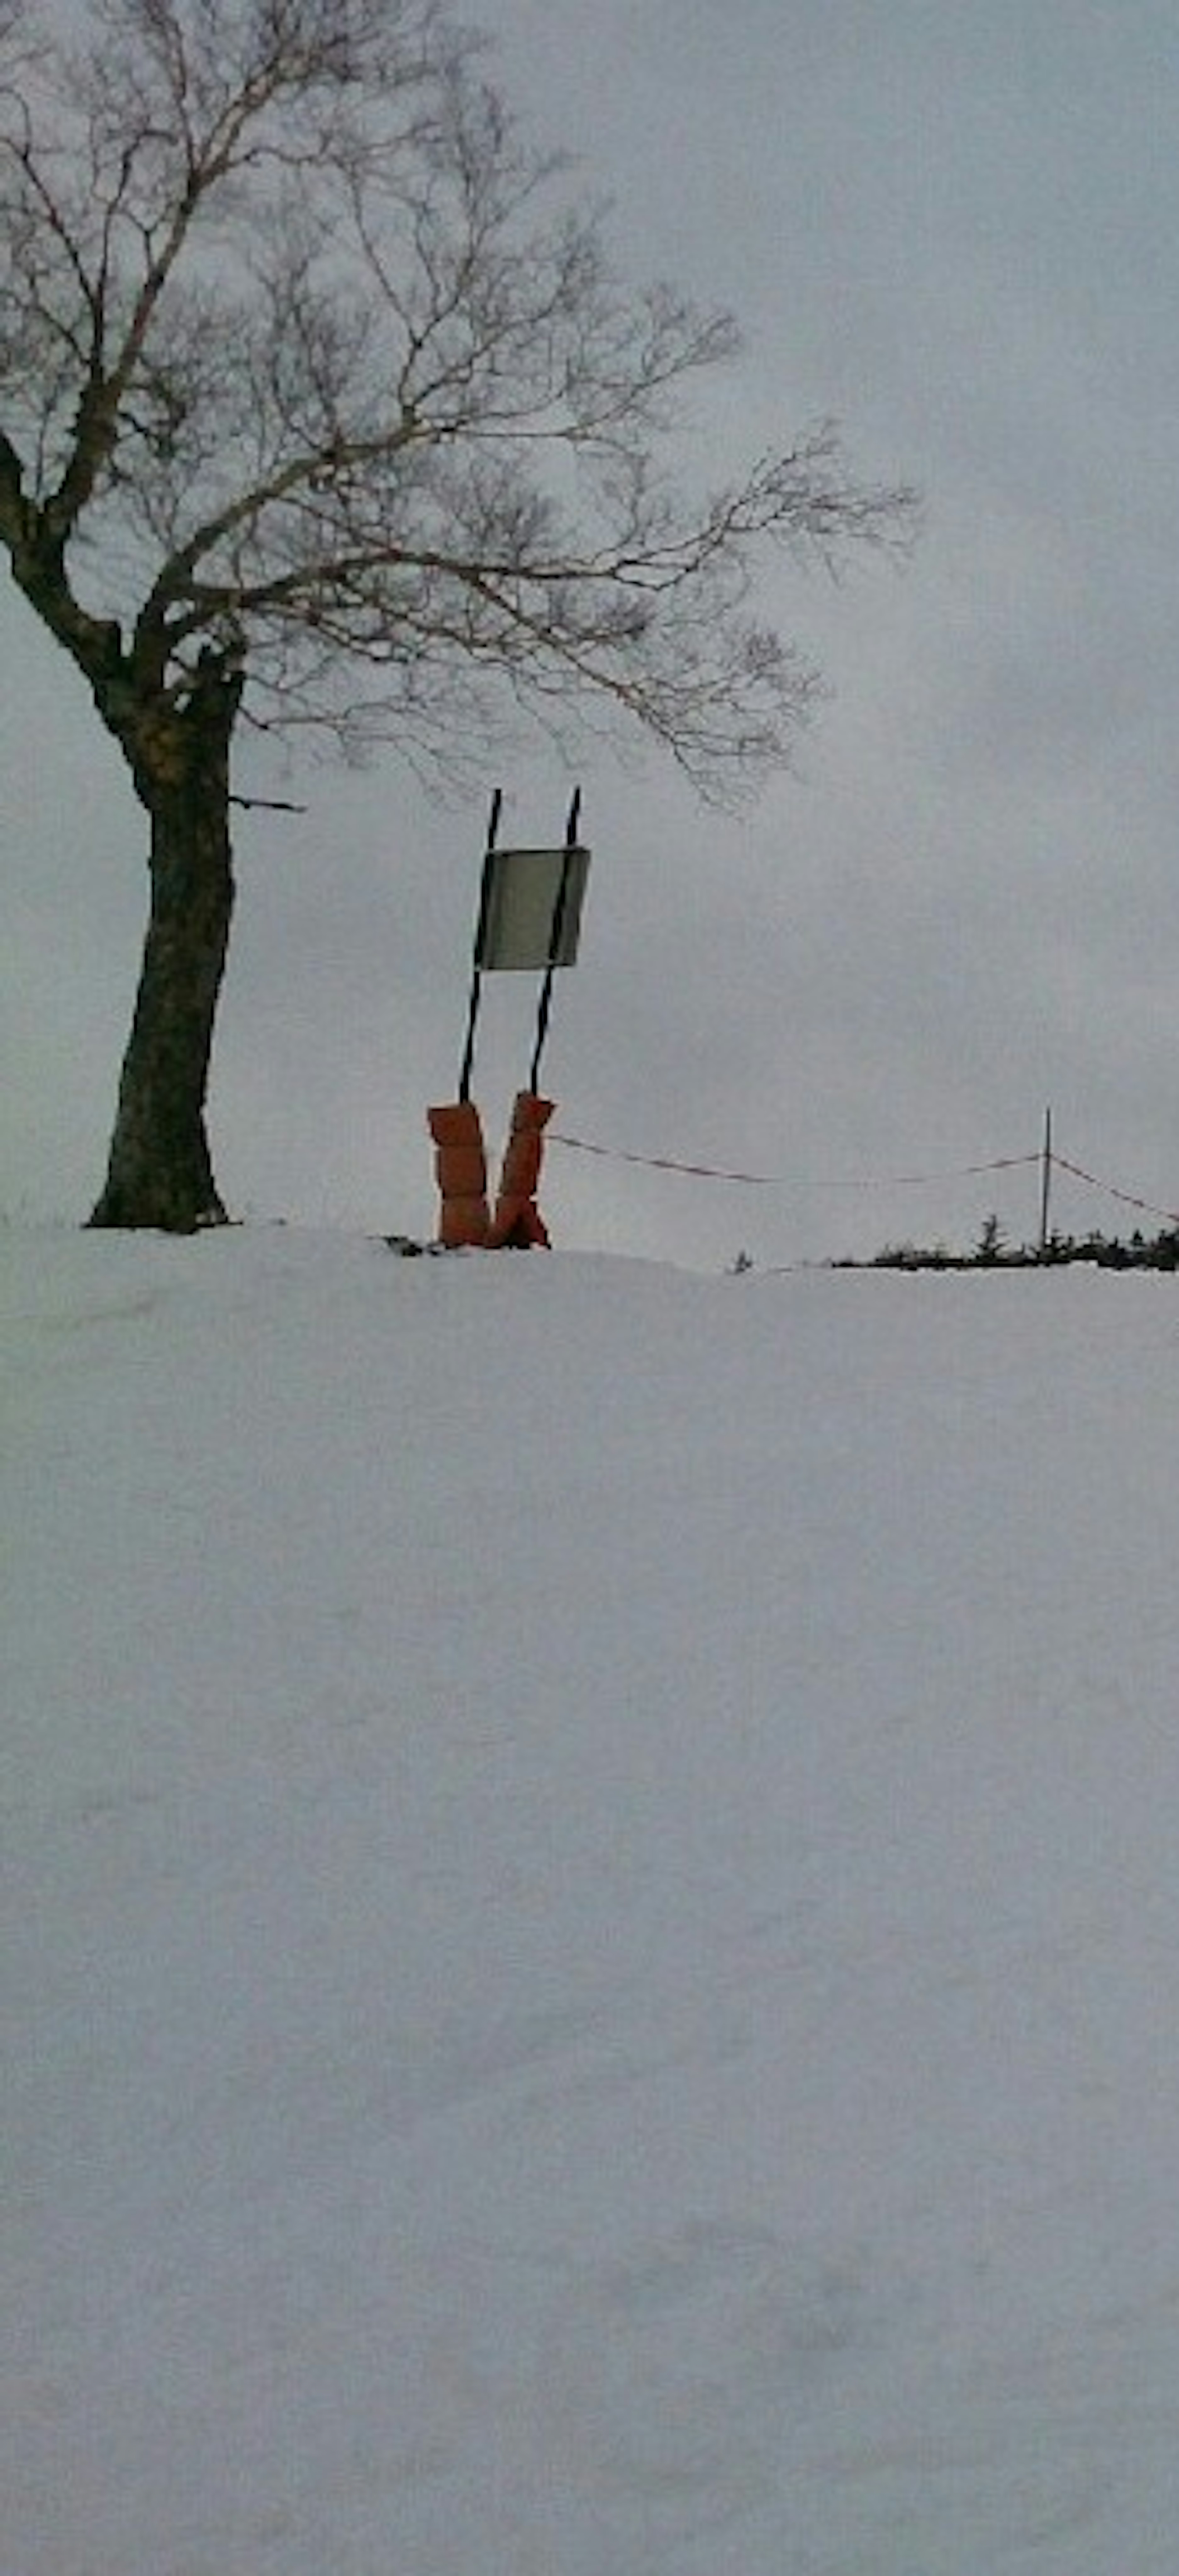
476 843 591 971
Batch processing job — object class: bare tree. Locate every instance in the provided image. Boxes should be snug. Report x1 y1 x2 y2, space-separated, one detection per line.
0 0 916 1231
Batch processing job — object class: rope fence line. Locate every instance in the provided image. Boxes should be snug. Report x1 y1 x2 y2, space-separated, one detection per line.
1053 1156 1179 1227
550 1134 1041 1190
550 1128 1179 1229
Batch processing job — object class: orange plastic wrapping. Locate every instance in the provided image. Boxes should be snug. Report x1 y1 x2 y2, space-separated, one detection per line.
427 1101 490 1247
487 1092 554 1248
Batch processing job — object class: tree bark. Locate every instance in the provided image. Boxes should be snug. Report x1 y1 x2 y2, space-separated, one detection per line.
89 666 242 1232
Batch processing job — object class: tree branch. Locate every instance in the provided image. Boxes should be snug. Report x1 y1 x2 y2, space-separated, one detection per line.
1 0 917 795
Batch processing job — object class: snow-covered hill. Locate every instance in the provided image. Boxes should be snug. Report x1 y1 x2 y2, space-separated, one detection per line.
5 1225 1179 2574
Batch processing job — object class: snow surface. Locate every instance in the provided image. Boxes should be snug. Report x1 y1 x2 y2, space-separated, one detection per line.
5 1223 1179 2575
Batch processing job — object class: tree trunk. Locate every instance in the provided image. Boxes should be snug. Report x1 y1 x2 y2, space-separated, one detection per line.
89 668 241 1232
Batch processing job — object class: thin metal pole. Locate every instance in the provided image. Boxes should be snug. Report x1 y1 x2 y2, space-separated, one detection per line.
528 786 581 1094
1038 1105 1053 1259
458 787 502 1101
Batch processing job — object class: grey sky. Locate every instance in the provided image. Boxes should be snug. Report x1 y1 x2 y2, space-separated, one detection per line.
4 0 1179 1265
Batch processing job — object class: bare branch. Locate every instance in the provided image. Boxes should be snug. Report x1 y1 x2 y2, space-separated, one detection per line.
229 789 308 812
1 0 917 797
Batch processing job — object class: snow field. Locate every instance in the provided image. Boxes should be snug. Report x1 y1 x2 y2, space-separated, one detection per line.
5 1226 1179 2572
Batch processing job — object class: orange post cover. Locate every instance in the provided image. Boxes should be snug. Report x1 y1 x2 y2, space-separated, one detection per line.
428 1101 490 1247
487 1092 554 1248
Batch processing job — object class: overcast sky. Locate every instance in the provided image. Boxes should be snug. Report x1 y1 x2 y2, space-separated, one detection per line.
5 0 1179 1268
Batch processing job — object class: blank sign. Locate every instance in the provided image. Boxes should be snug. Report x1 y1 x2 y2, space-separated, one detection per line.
476 843 591 971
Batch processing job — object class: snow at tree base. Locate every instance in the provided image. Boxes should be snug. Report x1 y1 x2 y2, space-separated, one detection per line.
6 1223 1179 2575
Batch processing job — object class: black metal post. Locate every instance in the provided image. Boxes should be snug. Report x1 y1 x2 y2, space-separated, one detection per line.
458 787 502 1101
528 786 581 1094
